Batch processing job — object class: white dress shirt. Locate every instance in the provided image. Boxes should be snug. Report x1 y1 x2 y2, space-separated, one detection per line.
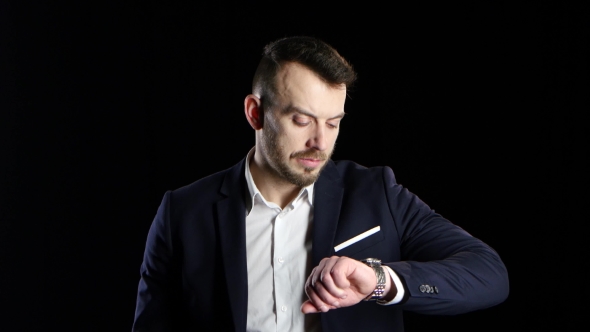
245 148 319 332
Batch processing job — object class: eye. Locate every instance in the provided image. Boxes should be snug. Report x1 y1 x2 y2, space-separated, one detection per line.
293 116 311 127
327 121 339 129
294 120 310 127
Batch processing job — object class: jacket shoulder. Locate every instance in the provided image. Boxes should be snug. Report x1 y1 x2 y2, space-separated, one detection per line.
172 168 228 197
167 157 246 207
331 159 398 186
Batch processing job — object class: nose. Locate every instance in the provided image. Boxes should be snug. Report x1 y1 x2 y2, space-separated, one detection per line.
306 125 328 151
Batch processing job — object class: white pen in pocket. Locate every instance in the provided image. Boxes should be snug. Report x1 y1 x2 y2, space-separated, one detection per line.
334 226 381 252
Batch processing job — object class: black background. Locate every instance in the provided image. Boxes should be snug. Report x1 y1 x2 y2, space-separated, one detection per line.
1 1 588 331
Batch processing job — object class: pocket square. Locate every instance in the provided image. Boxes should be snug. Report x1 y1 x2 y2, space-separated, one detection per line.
334 226 381 252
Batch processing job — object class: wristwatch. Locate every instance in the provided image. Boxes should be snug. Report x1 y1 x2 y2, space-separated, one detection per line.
360 258 386 301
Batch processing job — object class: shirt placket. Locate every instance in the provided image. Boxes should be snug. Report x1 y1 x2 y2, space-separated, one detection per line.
274 206 289 331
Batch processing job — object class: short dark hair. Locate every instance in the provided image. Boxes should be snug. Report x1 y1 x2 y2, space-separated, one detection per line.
252 36 357 107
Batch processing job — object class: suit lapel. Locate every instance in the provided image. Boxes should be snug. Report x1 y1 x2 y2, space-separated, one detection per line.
312 160 344 266
216 158 248 332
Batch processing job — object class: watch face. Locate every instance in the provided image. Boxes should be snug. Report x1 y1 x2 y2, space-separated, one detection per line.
362 258 381 265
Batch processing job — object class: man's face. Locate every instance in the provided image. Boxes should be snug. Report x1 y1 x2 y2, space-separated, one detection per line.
258 62 347 187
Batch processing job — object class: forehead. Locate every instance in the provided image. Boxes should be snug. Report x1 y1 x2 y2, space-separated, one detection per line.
273 62 347 118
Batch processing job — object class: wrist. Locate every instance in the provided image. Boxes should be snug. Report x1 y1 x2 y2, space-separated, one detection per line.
380 266 397 302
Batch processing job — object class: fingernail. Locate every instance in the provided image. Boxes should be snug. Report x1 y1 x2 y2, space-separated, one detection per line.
331 301 340 307
340 294 347 299
319 305 328 312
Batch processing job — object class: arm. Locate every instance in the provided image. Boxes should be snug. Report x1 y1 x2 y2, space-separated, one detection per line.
132 191 183 331
302 166 509 315
381 166 509 314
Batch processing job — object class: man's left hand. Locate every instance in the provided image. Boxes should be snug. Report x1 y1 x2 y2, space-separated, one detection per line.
300 256 390 313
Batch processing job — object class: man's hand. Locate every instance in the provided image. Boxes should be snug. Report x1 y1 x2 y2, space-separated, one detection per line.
300 256 392 314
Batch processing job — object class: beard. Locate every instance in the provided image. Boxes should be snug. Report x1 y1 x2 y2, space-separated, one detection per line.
261 124 333 187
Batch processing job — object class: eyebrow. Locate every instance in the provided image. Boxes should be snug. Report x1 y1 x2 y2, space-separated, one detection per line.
285 105 346 120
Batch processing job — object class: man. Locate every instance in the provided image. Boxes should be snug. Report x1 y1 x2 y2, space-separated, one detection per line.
132 36 509 332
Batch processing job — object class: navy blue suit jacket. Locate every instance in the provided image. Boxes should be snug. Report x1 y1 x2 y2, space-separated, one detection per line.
132 158 509 331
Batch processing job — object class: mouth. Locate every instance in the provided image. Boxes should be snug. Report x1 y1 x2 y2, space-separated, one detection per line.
297 157 324 168
291 150 328 169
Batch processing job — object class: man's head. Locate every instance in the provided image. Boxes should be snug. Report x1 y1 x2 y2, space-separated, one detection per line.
245 36 357 187
252 36 357 108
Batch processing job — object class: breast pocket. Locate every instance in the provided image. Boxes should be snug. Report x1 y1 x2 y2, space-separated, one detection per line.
332 226 384 257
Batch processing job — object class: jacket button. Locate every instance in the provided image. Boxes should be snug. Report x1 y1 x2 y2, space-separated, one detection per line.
419 284 438 293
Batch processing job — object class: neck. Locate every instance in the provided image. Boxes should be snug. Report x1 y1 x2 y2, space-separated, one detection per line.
250 152 301 209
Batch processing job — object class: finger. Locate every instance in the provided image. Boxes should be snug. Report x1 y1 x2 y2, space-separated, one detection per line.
305 266 317 288
312 256 341 289
311 258 331 287
305 278 339 312
305 285 329 312
333 258 360 290
318 256 339 283
318 258 350 299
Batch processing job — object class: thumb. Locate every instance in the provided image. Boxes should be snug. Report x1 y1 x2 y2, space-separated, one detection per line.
300 300 320 314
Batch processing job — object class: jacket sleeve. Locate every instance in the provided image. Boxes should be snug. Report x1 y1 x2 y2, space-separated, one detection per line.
381 166 509 315
132 191 183 331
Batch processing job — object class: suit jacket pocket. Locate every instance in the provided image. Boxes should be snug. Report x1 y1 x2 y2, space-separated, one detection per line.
333 226 384 257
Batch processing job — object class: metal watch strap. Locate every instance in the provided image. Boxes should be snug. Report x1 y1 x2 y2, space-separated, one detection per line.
360 258 386 301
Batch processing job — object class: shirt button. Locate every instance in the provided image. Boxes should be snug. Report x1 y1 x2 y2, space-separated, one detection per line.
278 257 284 263
281 305 287 312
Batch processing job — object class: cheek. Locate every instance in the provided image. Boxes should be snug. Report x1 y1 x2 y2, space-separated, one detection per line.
327 130 339 147
286 131 307 150
277 125 305 147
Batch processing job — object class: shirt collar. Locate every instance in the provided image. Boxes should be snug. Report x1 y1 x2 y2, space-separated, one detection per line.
244 147 315 213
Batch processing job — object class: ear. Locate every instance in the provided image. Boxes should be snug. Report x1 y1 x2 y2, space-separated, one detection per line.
244 94 264 130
